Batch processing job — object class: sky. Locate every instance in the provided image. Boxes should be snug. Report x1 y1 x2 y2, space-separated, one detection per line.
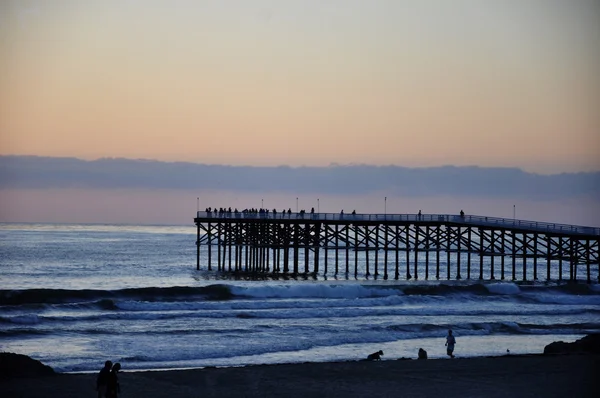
0 0 599 226
1 0 599 174
2 187 599 226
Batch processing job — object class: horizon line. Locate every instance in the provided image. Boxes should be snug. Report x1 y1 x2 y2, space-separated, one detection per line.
2 153 599 176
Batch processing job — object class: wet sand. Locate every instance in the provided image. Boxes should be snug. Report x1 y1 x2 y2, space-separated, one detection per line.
1 354 598 398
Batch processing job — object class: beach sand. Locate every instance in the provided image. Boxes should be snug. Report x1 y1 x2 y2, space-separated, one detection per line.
1 355 598 398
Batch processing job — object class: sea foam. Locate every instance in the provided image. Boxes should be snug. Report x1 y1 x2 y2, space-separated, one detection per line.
229 284 399 299
485 283 521 295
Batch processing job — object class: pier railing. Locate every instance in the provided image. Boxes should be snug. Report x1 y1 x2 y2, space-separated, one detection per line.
196 211 600 237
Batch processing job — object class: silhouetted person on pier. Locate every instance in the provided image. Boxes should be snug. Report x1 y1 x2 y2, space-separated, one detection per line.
311 207 314 214
445 329 456 358
460 210 465 218
288 208 292 215
418 210 422 218
352 210 356 215
340 210 344 217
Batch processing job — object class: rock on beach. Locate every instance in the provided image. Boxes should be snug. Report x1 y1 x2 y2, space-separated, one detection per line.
543 334 600 355
0 352 55 380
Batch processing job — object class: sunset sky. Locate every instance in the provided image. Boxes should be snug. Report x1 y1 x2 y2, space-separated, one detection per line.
1 0 599 174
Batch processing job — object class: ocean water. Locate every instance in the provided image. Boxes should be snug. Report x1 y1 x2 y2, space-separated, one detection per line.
0 223 598 373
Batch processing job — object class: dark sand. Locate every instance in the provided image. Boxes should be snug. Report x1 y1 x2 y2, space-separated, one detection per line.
1 355 598 398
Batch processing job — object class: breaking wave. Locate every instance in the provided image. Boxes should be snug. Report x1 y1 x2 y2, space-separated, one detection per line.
1 282 599 308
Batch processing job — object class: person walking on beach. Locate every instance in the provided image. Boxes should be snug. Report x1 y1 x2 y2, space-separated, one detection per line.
106 362 121 398
445 329 456 358
96 360 112 398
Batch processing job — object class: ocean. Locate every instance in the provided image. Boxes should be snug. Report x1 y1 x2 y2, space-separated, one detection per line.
1 223 598 373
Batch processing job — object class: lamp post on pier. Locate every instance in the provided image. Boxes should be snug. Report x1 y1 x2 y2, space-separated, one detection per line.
261 198 263 209
384 197 387 216
317 198 320 213
296 197 298 212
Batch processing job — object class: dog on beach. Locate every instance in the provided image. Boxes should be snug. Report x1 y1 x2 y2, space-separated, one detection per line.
366 350 384 361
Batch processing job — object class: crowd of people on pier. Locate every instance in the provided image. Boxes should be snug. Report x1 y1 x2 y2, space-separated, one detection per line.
203 207 330 219
201 207 467 220
203 207 363 219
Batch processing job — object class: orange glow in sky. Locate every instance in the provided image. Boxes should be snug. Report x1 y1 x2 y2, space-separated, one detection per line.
1 0 599 173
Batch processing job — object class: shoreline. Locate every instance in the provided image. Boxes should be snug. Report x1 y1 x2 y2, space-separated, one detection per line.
2 354 598 398
59 352 553 375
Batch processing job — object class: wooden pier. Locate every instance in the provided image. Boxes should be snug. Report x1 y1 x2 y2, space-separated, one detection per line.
194 211 600 283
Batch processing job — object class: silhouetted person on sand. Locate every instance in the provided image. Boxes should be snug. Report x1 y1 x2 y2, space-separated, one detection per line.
96 360 112 398
366 350 383 360
445 329 456 358
106 362 121 398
